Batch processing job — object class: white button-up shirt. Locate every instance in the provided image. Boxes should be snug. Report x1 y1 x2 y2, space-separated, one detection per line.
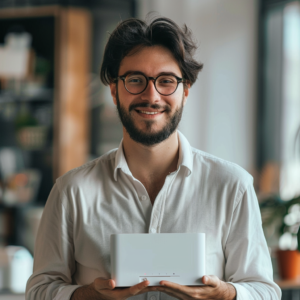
26 131 281 300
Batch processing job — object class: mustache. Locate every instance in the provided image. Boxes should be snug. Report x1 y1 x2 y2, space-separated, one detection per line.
129 102 171 112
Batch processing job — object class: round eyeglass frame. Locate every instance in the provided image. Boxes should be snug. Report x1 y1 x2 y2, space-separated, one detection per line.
113 72 186 96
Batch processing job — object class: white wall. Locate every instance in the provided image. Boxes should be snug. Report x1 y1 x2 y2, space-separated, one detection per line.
137 0 258 172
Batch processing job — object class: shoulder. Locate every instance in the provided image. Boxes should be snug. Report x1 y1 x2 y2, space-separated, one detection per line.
191 147 253 193
55 148 118 193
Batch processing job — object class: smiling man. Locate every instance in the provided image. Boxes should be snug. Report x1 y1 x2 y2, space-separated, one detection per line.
26 17 281 300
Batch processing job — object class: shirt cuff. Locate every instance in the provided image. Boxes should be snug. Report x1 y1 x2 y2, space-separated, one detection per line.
227 282 250 300
54 284 82 300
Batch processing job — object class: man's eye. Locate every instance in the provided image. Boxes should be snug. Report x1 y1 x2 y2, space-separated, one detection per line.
158 77 176 84
127 77 144 84
129 78 141 82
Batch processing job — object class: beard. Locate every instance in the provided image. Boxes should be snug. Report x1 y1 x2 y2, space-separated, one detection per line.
115 91 184 146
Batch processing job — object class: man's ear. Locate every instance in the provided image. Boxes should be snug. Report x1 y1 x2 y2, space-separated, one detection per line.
110 83 117 105
183 83 190 107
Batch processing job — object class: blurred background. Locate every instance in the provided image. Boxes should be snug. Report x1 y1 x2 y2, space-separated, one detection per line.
0 0 300 298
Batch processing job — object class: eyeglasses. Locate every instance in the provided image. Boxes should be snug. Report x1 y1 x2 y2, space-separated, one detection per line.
114 72 186 96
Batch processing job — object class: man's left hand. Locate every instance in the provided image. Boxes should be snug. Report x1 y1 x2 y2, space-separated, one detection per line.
146 275 236 300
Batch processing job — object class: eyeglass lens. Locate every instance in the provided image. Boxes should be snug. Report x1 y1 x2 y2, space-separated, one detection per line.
124 73 178 95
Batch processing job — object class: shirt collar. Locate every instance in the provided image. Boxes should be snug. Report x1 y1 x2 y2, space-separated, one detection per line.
177 130 193 176
113 140 132 181
113 130 193 181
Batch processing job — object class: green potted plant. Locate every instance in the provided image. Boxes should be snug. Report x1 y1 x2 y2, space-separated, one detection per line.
14 103 47 150
260 194 300 280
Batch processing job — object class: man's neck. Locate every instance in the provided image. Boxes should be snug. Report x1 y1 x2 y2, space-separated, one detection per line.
122 130 179 202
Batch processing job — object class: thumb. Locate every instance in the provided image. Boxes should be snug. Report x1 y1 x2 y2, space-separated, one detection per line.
202 275 219 287
94 278 115 290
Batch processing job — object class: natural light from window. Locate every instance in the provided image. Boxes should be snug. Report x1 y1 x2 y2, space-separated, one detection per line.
281 1 300 200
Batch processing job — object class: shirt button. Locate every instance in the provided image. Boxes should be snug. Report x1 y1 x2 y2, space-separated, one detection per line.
141 195 147 201
150 228 156 233
150 296 157 300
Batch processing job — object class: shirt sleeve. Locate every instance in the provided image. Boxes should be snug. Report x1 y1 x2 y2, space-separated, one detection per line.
224 182 281 300
25 183 81 300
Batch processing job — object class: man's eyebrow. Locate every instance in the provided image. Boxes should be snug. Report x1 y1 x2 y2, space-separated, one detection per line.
120 71 182 77
156 71 182 77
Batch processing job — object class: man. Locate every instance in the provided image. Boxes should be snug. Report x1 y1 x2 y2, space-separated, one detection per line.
26 17 281 300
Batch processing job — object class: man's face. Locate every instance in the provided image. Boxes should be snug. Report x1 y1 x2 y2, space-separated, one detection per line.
110 45 189 146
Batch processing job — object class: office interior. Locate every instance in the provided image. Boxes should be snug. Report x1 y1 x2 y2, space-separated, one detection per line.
0 0 300 299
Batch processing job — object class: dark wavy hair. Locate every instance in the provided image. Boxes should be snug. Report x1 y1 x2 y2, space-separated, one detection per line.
100 17 203 87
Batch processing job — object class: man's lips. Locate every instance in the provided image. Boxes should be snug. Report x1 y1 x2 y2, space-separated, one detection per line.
129 103 170 112
129 103 170 119
134 108 165 118
135 108 165 115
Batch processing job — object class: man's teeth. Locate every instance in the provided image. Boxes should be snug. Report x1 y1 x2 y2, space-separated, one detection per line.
139 110 160 115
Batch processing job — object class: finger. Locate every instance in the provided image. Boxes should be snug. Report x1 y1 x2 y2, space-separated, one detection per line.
157 281 215 299
94 278 115 290
130 280 150 294
158 281 195 299
135 286 155 295
121 280 150 298
159 281 189 293
100 280 150 299
146 284 180 295
202 275 219 287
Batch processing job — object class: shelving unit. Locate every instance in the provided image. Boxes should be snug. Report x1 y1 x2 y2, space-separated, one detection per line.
0 5 91 246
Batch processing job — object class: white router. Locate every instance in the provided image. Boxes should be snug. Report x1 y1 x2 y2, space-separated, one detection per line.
110 233 205 287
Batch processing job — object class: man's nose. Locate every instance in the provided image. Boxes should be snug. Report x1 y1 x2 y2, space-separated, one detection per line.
140 79 160 102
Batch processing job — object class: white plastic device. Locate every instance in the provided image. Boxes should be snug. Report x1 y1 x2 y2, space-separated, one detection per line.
110 233 205 287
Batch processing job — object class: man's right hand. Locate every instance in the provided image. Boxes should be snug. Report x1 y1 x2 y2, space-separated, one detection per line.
71 278 150 300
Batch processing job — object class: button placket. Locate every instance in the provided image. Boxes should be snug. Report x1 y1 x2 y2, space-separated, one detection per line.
150 227 156 233
130 177 152 220
148 195 161 233
133 181 149 203
149 172 178 234
141 195 148 201
149 213 158 233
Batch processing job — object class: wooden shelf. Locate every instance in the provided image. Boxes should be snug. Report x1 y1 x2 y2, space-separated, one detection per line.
0 5 91 179
0 5 91 246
